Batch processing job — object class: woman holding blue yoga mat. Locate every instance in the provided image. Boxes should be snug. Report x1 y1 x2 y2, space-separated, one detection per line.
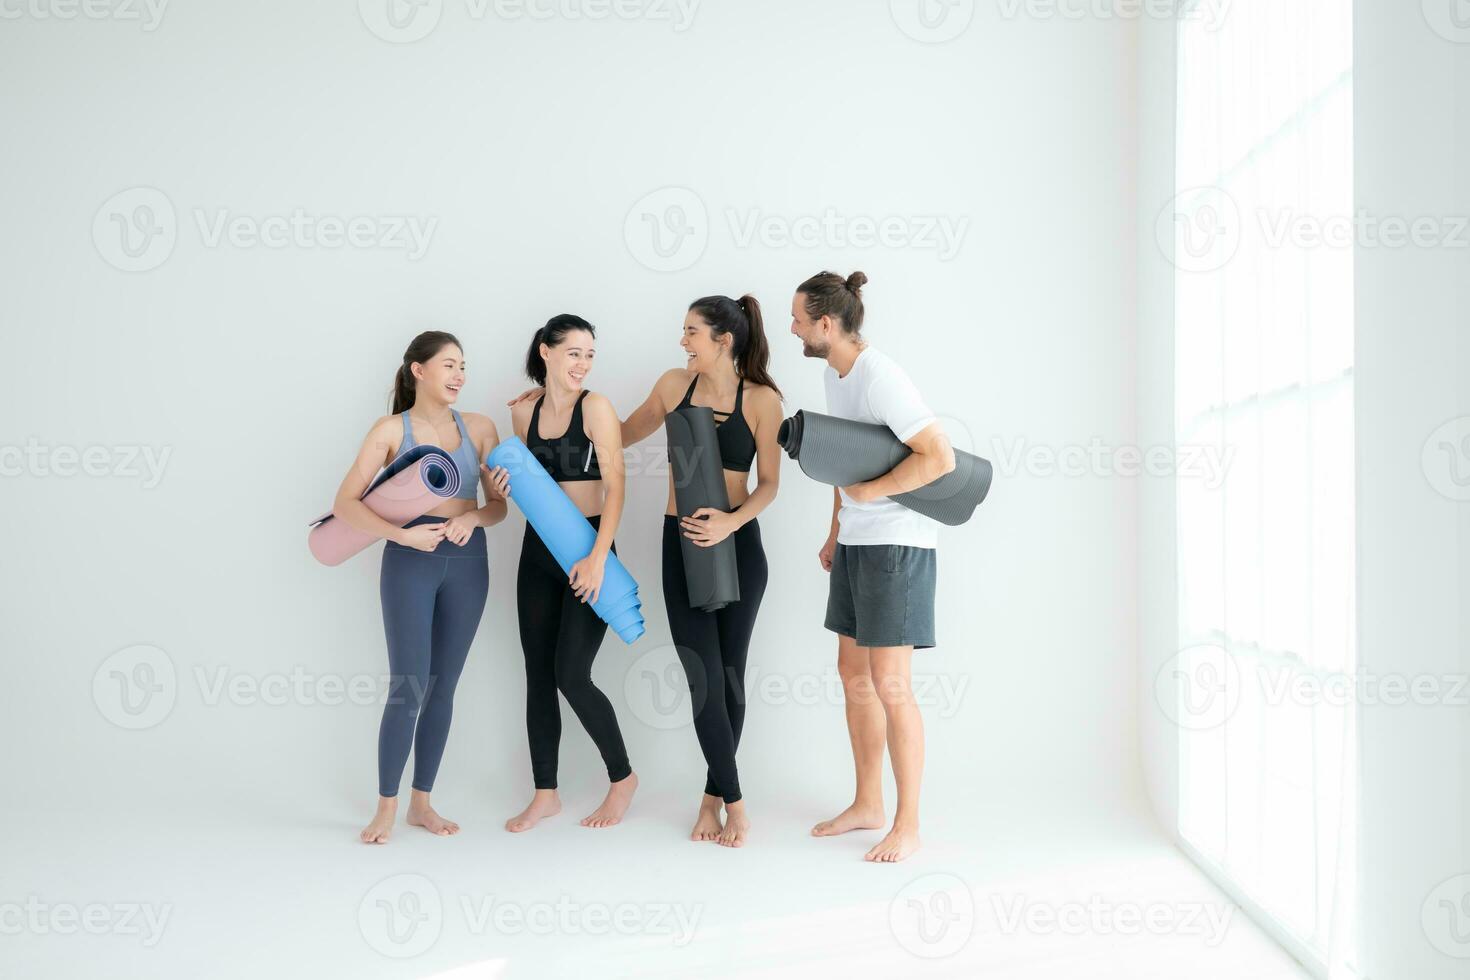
488 314 639 833
331 331 508 845
620 295 784 848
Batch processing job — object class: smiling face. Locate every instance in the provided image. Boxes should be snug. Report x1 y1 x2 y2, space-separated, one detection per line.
411 343 465 405
542 328 595 391
790 292 831 359
680 311 731 373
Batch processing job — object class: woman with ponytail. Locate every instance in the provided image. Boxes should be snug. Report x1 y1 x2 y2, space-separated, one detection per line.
620 294 783 848
332 331 508 844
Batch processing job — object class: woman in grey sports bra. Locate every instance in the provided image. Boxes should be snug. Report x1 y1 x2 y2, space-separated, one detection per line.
331 331 509 845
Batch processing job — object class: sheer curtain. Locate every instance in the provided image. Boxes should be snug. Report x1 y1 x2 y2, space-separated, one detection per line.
1169 1 1357 976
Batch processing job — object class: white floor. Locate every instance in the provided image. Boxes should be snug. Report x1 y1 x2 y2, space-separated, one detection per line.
4 787 1310 980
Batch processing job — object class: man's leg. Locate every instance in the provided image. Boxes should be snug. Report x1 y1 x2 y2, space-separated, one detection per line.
811 634 888 836
865 645 923 862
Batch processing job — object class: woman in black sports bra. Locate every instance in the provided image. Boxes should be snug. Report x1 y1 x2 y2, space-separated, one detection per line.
619 294 785 848
489 314 638 834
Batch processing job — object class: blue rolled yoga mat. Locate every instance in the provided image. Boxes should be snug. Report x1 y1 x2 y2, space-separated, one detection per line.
486 437 645 645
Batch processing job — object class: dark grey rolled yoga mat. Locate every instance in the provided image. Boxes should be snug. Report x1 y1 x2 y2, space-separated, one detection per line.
777 409 993 526
666 406 741 611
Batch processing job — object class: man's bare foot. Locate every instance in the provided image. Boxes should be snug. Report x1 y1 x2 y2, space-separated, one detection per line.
691 794 723 842
581 772 638 828
864 823 921 863
717 800 749 848
406 791 460 836
505 789 561 833
360 796 397 844
811 802 885 837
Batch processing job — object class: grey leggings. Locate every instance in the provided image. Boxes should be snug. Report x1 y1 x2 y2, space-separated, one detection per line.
377 516 489 798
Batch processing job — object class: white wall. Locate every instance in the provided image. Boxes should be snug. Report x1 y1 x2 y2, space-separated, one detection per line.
0 3 1142 826
1353 3 1470 977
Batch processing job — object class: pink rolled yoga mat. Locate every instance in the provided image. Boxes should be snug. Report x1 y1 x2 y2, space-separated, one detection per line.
308 445 463 566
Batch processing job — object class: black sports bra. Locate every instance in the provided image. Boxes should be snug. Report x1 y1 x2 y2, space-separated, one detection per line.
526 391 601 482
678 375 755 473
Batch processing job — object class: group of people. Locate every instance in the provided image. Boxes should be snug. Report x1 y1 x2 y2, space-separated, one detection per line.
330 270 956 863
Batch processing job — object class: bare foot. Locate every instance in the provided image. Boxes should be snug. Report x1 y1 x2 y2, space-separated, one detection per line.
406 791 460 836
581 772 638 828
505 789 561 833
811 802 885 837
360 796 397 844
717 800 749 848
690 794 723 842
864 823 921 863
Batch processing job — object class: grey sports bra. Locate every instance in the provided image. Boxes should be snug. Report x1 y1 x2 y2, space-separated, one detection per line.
399 409 480 501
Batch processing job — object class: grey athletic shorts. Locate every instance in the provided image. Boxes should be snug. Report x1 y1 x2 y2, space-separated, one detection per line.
824 543 936 650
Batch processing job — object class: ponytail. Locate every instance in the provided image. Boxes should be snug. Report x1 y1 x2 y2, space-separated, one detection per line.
689 293 782 399
390 330 462 414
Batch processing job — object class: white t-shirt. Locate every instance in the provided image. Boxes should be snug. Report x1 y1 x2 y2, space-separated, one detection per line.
824 346 940 549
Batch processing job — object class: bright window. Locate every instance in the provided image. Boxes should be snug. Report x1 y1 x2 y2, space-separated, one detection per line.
1170 0 1356 969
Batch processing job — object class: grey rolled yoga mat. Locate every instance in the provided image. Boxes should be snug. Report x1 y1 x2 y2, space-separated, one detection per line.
666 406 740 612
777 409 993 526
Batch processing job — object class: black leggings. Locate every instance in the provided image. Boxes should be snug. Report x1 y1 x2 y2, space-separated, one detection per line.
517 518 631 789
661 515 768 804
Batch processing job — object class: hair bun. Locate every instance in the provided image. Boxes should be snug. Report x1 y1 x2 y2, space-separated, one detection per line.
845 271 868 294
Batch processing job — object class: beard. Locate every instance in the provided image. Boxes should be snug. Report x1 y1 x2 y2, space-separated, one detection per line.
801 339 830 359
